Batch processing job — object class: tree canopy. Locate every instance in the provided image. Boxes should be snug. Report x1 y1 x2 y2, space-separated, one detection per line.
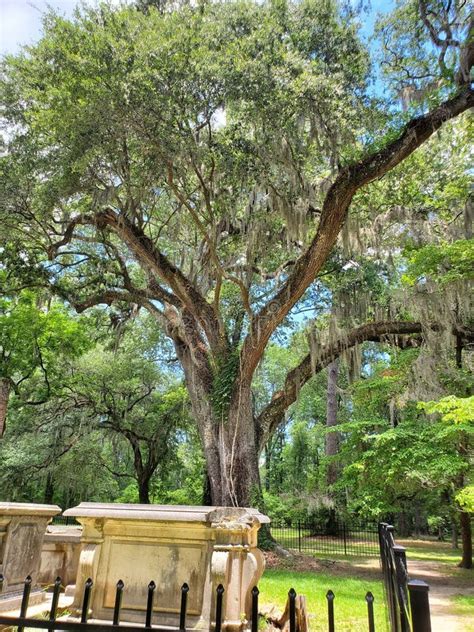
0 0 472 546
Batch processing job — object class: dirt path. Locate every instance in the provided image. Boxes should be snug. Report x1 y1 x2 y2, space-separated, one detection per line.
343 556 474 632
265 550 473 631
406 559 474 632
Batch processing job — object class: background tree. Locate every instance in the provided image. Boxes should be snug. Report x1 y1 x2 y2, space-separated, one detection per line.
66 346 189 503
0 314 196 507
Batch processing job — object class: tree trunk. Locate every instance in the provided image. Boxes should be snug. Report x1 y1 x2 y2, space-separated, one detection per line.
458 510 473 569
451 517 459 550
398 511 411 538
202 474 213 505
215 384 262 507
138 477 151 504
178 340 262 508
325 360 339 486
0 377 11 437
44 473 55 504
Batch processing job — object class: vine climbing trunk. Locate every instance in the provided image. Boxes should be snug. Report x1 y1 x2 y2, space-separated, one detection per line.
177 340 262 508
0 377 11 438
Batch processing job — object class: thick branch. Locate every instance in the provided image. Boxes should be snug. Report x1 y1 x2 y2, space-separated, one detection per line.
256 320 474 450
94 208 227 353
241 86 474 383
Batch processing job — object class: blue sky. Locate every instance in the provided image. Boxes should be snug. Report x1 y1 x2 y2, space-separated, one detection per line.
1 0 394 56
0 0 129 55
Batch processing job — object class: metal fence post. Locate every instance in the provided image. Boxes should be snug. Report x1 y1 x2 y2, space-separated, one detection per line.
288 588 296 632
298 521 301 552
326 590 335 632
251 586 259 632
408 580 431 632
365 592 375 632
394 545 410 632
343 521 347 556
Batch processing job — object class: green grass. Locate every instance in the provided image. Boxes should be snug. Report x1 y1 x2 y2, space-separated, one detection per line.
259 569 388 632
398 539 467 565
451 593 474 616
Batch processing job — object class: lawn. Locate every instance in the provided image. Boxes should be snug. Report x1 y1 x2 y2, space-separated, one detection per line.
451 593 474 616
259 568 388 632
398 538 467 565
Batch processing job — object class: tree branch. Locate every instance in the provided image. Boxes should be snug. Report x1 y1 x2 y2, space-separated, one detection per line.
256 320 474 450
240 85 474 384
94 208 227 353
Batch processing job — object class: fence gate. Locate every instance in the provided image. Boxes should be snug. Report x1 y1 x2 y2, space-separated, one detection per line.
379 523 432 632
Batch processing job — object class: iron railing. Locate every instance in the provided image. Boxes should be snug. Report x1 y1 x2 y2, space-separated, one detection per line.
272 518 380 556
0 574 379 632
379 523 431 632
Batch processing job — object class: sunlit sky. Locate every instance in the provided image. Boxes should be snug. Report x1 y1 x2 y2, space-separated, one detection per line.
0 0 126 55
1 0 394 56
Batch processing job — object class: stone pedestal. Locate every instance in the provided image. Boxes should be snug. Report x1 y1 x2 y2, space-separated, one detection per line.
0 502 61 611
64 503 269 631
39 526 82 587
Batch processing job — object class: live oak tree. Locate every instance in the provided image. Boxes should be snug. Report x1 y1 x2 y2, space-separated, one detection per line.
65 346 189 504
0 0 472 507
0 319 192 507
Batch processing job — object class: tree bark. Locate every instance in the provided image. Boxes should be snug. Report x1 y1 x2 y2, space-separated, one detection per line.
458 510 472 569
325 360 339 486
178 336 261 507
0 377 11 438
44 473 55 504
138 477 151 504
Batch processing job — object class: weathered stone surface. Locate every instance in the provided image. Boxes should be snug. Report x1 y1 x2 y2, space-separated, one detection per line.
38 527 82 586
0 502 61 609
64 503 269 631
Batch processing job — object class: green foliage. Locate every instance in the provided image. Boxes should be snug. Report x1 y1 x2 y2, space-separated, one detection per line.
0 292 89 385
418 396 474 425
455 486 474 513
0 315 198 507
403 241 474 286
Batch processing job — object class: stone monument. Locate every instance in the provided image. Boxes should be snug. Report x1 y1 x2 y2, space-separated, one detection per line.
64 503 269 631
0 502 61 611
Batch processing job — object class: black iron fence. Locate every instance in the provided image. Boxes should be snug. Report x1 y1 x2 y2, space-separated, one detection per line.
272 518 380 557
0 574 379 632
0 521 432 632
379 523 431 632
